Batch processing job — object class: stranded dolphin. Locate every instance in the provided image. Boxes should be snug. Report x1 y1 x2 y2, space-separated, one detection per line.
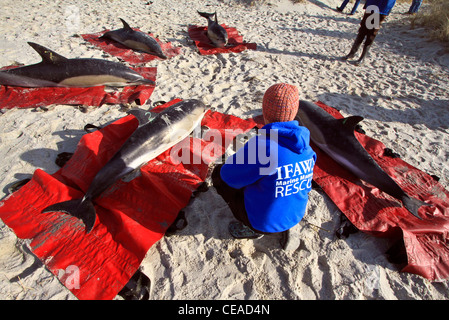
197 11 228 48
42 99 208 233
295 100 428 220
0 42 155 87
101 18 167 59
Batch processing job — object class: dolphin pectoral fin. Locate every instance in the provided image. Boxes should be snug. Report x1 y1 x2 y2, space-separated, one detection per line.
401 196 430 220
27 42 68 64
42 198 97 233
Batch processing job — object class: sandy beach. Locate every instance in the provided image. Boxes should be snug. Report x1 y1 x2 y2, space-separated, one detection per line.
1 0 449 300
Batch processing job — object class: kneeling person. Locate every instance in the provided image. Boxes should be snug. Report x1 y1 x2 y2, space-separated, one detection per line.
213 83 317 244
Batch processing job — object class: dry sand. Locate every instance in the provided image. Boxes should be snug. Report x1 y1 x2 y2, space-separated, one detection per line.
0 0 449 300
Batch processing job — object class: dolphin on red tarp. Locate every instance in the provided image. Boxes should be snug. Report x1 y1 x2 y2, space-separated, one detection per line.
100 19 167 59
0 42 155 88
295 100 430 220
42 99 208 232
197 11 228 48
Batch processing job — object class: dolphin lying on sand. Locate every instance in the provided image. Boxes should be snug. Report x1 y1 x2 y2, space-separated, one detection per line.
101 18 167 59
295 100 428 220
0 42 155 88
42 99 208 233
197 11 228 48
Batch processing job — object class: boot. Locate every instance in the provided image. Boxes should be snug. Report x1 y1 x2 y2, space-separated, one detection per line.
342 33 364 60
228 221 263 239
355 43 372 66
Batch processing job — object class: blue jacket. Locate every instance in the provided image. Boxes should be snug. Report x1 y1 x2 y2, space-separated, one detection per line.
364 0 396 15
220 121 317 233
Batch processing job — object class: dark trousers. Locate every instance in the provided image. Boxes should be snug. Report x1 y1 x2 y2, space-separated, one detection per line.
345 11 388 62
358 11 387 47
212 164 252 226
212 164 269 234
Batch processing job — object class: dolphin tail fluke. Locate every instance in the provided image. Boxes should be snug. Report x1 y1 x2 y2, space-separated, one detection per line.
401 195 429 220
197 11 215 20
42 198 97 233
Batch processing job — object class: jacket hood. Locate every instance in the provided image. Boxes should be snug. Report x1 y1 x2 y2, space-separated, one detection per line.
262 121 311 154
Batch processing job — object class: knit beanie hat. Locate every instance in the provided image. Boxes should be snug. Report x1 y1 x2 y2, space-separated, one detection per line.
262 83 299 124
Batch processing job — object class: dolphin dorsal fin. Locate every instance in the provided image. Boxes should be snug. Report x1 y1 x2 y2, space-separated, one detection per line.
340 116 364 131
27 42 68 64
119 18 132 30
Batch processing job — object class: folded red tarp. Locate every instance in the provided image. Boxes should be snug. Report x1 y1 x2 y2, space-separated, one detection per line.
82 30 182 65
0 67 156 109
188 24 257 55
0 99 258 299
307 101 449 281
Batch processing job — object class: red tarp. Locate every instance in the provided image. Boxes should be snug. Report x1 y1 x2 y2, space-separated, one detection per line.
188 24 257 55
309 101 449 281
0 99 258 299
82 30 182 65
0 67 156 109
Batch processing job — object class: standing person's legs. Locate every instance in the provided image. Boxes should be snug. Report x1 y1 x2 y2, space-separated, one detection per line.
355 13 387 65
343 12 370 60
408 0 423 14
337 0 350 12
350 0 361 15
